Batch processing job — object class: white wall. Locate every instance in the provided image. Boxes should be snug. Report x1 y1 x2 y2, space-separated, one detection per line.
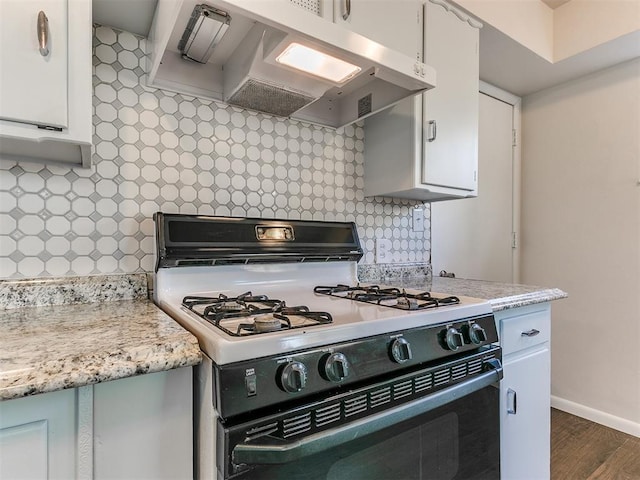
521 58 640 436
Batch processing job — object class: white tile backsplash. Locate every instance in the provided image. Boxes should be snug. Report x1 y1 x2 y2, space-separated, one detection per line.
0 25 431 279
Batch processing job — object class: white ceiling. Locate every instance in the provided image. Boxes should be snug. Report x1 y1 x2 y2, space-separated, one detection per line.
478 23 640 96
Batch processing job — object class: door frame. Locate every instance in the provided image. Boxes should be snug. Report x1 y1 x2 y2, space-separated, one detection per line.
479 81 522 283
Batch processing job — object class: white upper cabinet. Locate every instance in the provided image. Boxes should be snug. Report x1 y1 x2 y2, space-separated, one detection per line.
364 0 481 202
421 0 479 192
0 0 92 168
332 0 422 59
0 0 68 128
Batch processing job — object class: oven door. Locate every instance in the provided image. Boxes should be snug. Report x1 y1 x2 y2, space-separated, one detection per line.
219 365 502 480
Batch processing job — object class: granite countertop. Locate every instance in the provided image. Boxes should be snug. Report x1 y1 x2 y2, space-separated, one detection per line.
405 276 567 311
0 275 202 401
359 264 567 310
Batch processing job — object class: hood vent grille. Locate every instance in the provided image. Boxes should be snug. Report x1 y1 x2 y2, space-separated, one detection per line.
227 79 316 117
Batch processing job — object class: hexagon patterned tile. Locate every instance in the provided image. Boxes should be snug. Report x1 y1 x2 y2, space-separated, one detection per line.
0 26 431 279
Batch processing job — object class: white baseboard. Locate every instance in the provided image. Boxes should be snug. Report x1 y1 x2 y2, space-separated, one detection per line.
551 395 640 438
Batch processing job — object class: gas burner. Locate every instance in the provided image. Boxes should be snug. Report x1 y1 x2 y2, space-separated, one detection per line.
182 293 333 337
252 314 285 333
314 284 460 311
237 313 288 334
396 296 419 310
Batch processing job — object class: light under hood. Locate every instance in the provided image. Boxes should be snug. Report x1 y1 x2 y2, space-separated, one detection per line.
147 0 436 128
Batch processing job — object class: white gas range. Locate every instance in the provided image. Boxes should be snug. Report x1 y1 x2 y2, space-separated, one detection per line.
153 213 503 480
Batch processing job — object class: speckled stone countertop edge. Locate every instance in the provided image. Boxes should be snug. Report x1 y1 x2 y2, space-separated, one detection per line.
487 288 568 311
0 340 202 401
0 273 149 310
426 277 568 311
378 272 568 311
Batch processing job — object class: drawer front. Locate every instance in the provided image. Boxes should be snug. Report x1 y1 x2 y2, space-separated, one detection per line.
500 308 550 356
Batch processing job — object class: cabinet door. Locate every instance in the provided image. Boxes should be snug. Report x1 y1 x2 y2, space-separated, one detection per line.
0 389 76 480
94 368 193 480
501 347 550 480
0 0 68 128
333 0 422 58
422 0 479 192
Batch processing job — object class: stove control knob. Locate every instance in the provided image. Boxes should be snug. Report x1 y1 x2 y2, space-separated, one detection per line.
323 353 350 382
390 337 412 363
279 361 308 393
445 327 464 351
469 323 487 345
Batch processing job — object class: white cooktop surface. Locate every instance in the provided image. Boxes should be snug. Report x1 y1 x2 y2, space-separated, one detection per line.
155 263 492 365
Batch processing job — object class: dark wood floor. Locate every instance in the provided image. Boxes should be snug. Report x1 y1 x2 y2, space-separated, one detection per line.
551 408 640 479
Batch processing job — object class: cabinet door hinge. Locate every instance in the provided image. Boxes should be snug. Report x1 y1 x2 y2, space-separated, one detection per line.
512 129 517 147
511 231 517 249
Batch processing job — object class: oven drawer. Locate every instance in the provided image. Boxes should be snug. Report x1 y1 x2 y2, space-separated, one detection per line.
499 305 550 356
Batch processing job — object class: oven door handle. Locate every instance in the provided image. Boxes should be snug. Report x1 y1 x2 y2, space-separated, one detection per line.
233 364 503 465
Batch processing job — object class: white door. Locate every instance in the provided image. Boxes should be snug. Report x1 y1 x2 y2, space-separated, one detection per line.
431 92 515 282
0 0 68 128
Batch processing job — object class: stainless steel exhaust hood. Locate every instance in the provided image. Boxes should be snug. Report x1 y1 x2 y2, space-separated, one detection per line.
147 0 436 128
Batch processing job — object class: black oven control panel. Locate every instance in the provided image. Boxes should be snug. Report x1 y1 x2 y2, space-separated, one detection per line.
214 313 498 419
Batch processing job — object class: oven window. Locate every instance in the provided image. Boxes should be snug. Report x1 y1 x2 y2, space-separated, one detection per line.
231 386 499 480
327 413 458 480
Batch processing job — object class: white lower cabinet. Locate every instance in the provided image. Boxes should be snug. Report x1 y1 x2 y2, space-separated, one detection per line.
0 367 193 480
94 367 193 479
496 303 551 480
0 389 76 479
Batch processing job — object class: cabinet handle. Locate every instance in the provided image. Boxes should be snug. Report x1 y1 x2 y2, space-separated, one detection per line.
521 329 540 337
37 11 50 56
342 0 351 21
427 120 437 142
507 388 517 414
